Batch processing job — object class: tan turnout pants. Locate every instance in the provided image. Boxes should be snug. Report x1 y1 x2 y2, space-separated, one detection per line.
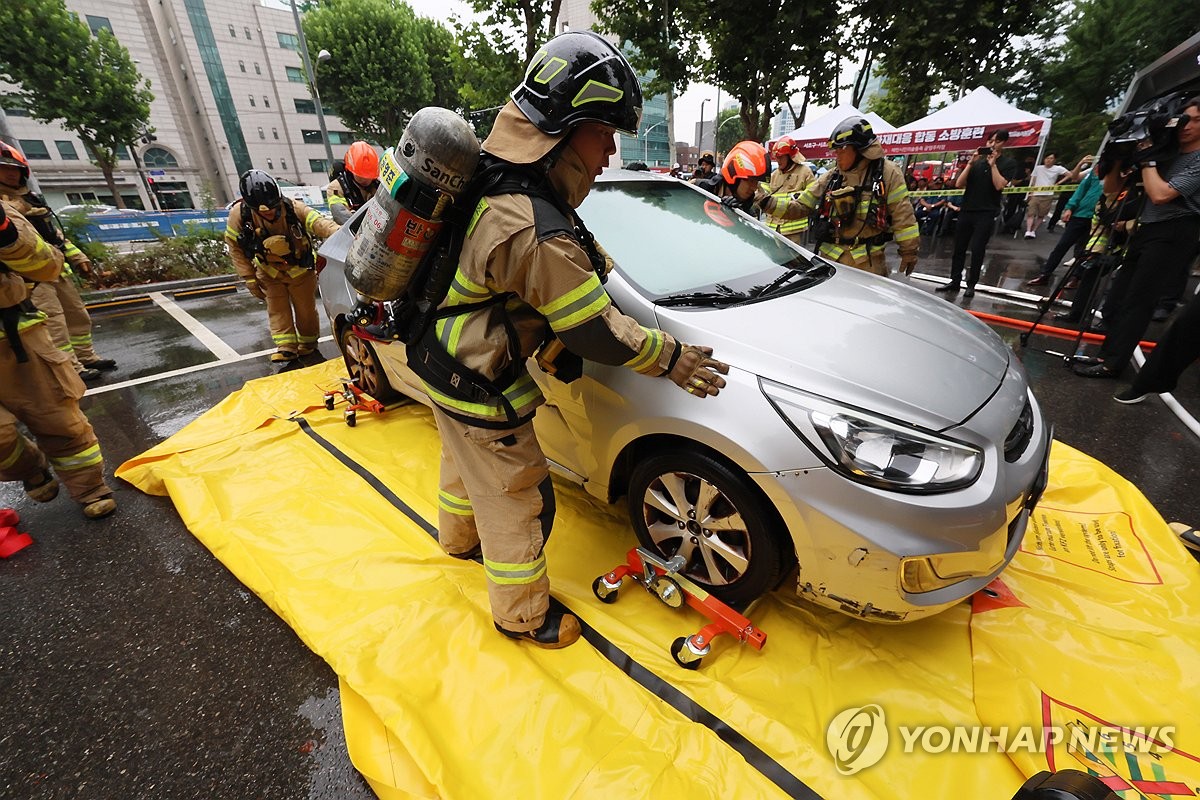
260 269 319 354
0 324 110 504
432 406 557 633
29 276 99 371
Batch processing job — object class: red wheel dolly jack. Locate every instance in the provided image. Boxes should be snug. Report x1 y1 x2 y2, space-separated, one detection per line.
0 508 33 559
322 378 386 428
592 547 767 669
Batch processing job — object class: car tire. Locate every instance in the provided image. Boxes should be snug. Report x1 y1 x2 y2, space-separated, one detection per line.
627 450 793 607
338 326 398 403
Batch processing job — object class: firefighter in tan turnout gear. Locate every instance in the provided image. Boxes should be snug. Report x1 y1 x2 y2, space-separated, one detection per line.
762 136 814 244
0 194 116 520
415 31 729 649
762 117 920 276
225 170 340 362
324 141 380 226
0 143 116 382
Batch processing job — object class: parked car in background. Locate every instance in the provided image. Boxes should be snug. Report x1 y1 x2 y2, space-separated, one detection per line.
317 170 1051 623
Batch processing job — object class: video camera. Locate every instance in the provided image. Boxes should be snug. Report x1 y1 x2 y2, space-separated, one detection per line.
1096 91 1190 176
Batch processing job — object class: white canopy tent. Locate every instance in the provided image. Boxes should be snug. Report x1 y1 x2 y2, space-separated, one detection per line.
881 87 1050 157
780 104 895 159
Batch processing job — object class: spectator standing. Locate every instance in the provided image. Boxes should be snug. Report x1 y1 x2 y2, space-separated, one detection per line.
937 130 1018 297
1076 96 1200 378
1027 157 1101 286
1023 153 1069 238
1112 284 1200 403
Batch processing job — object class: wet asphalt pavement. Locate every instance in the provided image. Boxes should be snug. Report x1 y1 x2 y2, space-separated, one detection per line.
0 228 1197 799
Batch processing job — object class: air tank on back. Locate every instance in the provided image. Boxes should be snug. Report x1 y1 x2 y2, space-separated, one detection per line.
345 107 480 301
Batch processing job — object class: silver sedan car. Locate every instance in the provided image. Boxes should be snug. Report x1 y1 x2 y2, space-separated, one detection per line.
318 170 1050 622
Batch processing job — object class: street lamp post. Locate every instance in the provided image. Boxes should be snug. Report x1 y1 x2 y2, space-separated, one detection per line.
715 113 742 152
642 120 667 163
698 98 712 150
290 0 336 172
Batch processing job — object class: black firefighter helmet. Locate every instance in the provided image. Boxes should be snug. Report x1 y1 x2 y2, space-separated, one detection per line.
511 30 643 136
829 116 879 151
239 169 282 210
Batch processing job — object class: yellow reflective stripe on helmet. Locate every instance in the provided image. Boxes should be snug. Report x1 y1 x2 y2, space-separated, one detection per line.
539 274 609 331
532 56 568 84
894 224 920 243
446 270 491 306
438 490 473 516
0 438 24 470
50 444 102 472
572 80 623 107
623 327 664 374
483 553 547 585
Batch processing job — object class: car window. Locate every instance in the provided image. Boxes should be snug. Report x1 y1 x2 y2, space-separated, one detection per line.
579 180 813 297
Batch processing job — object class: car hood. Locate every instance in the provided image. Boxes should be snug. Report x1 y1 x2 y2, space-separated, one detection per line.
654 267 1010 430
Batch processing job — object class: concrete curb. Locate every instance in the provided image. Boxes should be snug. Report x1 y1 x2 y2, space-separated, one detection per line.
83 274 241 305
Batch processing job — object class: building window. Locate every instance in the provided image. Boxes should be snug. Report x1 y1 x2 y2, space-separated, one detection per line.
18 140 51 160
293 98 315 114
238 60 246 72
266 158 274 169
244 26 252 40
262 96 269 108
257 127 265 140
55 141 79 160
309 159 328 173
86 15 113 35
249 94 256 107
0 95 29 117
301 129 324 144
277 32 299 50
328 131 354 145
228 24 236 37
67 192 100 204
285 66 305 83
254 62 262 75
280 158 287 170
142 147 179 168
272 127 279 140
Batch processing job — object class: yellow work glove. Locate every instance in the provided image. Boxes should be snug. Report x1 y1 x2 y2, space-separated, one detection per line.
245 278 266 300
900 253 919 276
667 345 729 398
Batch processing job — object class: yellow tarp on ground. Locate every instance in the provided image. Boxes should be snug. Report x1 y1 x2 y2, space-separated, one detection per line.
117 361 1200 799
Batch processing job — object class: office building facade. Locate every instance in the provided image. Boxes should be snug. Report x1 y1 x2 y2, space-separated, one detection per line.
0 0 354 210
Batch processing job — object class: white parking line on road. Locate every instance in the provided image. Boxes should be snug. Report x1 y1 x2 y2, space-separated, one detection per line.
148 291 242 361
84 335 335 396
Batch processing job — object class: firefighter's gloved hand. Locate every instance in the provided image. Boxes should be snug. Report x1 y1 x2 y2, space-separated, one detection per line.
667 345 729 398
758 194 779 216
76 259 93 276
719 195 741 208
245 278 266 300
0 272 26 306
900 252 919 276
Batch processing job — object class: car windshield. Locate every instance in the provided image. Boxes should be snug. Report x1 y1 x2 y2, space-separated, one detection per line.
579 179 822 301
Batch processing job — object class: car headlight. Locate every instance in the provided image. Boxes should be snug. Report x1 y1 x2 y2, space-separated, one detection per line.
762 379 983 494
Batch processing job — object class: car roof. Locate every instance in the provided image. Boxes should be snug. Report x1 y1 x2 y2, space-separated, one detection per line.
596 169 680 184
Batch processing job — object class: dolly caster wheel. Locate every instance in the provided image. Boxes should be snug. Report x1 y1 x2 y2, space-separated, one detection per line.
344 409 357 427
670 636 708 670
324 394 335 411
592 575 620 604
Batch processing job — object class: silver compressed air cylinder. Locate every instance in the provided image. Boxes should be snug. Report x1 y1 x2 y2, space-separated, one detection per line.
345 107 481 301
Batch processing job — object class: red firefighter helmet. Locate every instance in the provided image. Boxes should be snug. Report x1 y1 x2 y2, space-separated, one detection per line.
771 136 800 160
344 142 380 181
720 141 769 184
0 141 30 187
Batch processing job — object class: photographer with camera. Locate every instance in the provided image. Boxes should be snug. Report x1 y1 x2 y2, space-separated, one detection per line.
937 130 1018 298
1076 96 1200 379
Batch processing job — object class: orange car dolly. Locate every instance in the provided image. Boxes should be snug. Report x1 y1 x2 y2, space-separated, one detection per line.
592 547 767 669
322 378 386 427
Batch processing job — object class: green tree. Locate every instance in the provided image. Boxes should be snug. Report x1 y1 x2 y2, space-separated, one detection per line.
601 0 841 142
303 0 458 146
467 0 562 63
714 108 746 153
453 21 524 138
0 0 152 208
